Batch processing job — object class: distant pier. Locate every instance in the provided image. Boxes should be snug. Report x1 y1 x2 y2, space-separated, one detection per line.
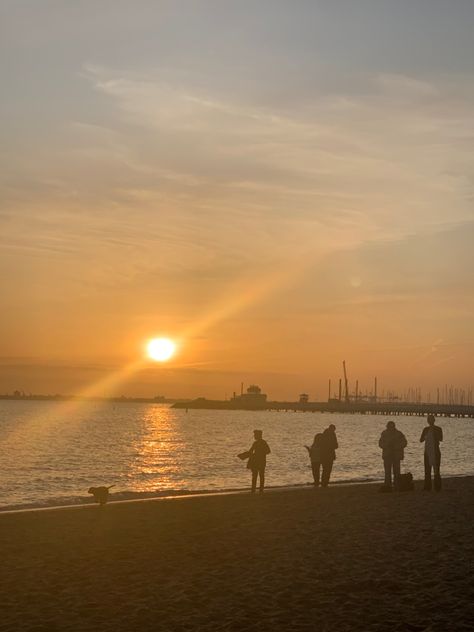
172 399 474 418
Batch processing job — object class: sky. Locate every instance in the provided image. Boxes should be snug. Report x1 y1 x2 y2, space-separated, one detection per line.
1 1 473 399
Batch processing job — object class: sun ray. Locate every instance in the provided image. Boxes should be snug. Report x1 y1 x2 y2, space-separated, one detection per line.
178 248 326 342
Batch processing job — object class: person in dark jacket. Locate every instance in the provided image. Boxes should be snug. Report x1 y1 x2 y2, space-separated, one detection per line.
378 421 407 491
247 429 271 493
305 433 323 486
319 424 338 487
420 414 443 492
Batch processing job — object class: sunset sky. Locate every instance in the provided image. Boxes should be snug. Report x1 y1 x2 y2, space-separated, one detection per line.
1 1 473 399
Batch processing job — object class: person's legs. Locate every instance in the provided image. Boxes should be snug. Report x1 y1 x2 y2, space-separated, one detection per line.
251 469 258 492
259 466 265 492
383 458 393 487
393 459 401 490
423 453 432 491
311 461 321 486
433 454 442 492
321 460 333 487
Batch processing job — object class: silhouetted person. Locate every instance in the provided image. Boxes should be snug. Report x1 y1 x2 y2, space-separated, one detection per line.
319 424 338 487
420 414 443 492
247 429 271 493
305 433 323 486
378 421 407 491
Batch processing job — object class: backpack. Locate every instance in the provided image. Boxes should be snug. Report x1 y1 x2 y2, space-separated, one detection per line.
398 472 414 492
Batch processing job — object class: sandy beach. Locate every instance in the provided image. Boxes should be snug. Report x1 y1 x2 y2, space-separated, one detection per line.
1 477 473 632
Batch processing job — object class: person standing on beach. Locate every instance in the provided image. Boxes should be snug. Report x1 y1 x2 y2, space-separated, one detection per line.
420 414 443 492
378 421 407 491
319 424 338 488
305 433 323 487
247 429 271 493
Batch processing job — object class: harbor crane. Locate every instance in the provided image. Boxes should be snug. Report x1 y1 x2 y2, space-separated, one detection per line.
343 360 350 403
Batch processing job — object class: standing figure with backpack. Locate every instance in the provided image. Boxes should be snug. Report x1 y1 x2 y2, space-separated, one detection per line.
420 414 443 492
378 421 407 491
247 429 271 493
305 433 323 487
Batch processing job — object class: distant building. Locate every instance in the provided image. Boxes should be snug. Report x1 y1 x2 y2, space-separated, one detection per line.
299 393 309 404
232 384 267 408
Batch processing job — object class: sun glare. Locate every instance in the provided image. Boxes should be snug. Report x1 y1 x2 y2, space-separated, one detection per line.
146 337 177 362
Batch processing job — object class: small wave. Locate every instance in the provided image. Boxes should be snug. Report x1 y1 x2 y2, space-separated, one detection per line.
0 477 387 513
5 473 473 514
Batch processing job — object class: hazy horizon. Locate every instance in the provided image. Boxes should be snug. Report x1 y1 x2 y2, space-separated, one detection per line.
2 1 473 399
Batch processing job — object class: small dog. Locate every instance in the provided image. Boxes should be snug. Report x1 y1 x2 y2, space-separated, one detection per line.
88 485 115 505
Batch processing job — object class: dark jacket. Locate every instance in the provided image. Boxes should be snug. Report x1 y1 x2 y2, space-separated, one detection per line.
247 439 271 470
379 428 407 461
320 429 338 462
306 433 323 463
420 425 443 455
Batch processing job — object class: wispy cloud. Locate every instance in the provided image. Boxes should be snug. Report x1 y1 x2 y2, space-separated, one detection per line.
83 65 474 233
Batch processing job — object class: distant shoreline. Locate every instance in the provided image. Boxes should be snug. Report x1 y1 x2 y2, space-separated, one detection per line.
0 395 184 404
2 394 474 417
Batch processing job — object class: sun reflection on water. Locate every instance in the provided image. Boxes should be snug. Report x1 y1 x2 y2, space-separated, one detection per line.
129 405 186 492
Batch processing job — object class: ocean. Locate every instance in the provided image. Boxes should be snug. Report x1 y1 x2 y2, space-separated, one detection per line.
0 400 472 510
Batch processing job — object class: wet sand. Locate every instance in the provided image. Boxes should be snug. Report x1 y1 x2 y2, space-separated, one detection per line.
1 477 473 632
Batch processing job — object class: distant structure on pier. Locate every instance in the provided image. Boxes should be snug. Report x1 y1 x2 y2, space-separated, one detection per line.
172 378 474 416
232 384 267 407
172 364 473 416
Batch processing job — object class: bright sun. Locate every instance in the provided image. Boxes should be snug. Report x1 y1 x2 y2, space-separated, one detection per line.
146 337 177 362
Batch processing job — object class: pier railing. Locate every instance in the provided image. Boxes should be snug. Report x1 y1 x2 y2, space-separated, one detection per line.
265 401 474 417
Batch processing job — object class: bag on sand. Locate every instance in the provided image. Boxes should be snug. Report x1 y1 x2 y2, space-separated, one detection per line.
378 472 414 493
398 472 414 492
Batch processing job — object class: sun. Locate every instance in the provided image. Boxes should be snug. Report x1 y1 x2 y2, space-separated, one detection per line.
146 337 177 362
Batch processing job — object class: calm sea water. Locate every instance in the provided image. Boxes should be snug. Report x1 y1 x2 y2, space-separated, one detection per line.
0 401 472 510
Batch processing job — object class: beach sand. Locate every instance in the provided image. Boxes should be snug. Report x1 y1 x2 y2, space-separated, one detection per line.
1 477 473 632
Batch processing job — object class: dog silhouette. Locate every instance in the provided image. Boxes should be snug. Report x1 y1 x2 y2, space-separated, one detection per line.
88 485 115 505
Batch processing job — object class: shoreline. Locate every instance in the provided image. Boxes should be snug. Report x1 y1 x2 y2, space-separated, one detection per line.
1 473 472 517
0 479 375 516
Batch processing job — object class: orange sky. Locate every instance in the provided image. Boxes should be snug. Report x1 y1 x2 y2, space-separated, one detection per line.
1 2 473 399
